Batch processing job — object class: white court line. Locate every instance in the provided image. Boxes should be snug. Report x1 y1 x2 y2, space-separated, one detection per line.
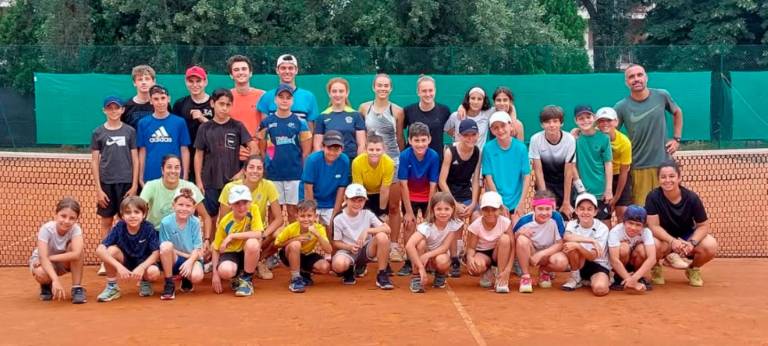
445 284 487 346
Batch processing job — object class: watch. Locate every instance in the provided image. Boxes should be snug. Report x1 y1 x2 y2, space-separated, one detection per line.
673 136 681 143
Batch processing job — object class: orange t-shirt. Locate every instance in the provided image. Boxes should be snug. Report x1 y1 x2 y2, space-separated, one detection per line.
230 88 265 136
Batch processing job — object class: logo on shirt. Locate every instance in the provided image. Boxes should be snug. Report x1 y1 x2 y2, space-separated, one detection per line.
139 239 147 243
268 123 278 129
335 174 341 179
105 136 126 146
149 126 173 143
287 122 296 128
225 133 237 149
345 116 353 124
275 135 296 146
452 160 459 165
628 104 660 123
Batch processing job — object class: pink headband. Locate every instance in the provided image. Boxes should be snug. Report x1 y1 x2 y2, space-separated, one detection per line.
532 198 556 207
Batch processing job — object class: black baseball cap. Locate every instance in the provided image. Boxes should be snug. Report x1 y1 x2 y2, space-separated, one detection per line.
323 130 344 147
574 104 594 117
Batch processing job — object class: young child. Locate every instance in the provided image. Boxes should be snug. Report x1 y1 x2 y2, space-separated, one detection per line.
405 192 463 293
528 105 576 217
595 107 633 223
513 190 568 293
573 105 613 226
121 64 156 130
172 65 214 183
465 191 515 293
608 205 656 292
137 85 191 185
29 197 86 304
302 130 350 227
330 184 394 289
482 111 531 220
158 188 205 300
351 133 394 221
91 96 139 275
561 193 611 296
258 83 312 222
95 196 161 302
274 200 333 293
210 185 264 297
397 122 440 276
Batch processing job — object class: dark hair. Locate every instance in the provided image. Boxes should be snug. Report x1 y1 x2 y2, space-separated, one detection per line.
493 87 515 103
539 105 564 123
461 86 491 112
55 197 81 217
161 154 181 168
408 122 430 139
367 132 384 144
149 85 168 96
227 55 253 73
245 155 264 166
533 189 556 200
297 199 317 213
211 88 233 103
173 188 195 204
658 160 681 176
120 196 148 217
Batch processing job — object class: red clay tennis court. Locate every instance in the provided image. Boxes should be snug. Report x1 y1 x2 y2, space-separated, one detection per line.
1 259 767 345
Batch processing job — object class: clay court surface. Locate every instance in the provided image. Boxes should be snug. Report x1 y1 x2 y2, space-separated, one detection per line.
1 258 766 345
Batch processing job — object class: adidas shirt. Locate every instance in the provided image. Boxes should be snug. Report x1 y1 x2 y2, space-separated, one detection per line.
137 114 191 182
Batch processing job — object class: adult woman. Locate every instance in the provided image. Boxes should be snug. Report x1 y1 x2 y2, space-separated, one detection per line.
314 77 366 161
645 160 718 287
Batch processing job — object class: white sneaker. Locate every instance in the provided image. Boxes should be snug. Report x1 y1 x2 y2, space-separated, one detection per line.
479 268 494 288
665 253 690 269
97 262 106 276
495 281 510 293
561 271 582 291
203 262 213 273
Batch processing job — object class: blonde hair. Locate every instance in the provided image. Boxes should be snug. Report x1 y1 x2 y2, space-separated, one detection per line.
373 73 391 87
326 77 351 107
424 191 458 224
131 65 156 81
416 75 435 91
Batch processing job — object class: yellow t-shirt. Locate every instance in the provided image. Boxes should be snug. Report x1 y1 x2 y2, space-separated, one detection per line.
212 204 264 253
274 221 327 255
611 131 633 175
218 179 279 222
351 153 394 194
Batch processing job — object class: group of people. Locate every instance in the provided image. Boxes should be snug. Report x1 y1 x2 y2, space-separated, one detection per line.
29 55 719 304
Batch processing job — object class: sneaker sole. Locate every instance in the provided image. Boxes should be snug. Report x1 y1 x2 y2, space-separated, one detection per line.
376 282 394 290
539 282 552 289
410 288 425 293
235 291 253 297
519 287 533 293
289 287 305 293
71 298 87 304
495 287 510 294
97 292 121 302
160 294 176 300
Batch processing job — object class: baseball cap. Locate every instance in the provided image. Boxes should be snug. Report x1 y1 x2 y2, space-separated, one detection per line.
624 205 647 223
480 191 503 209
323 130 344 147
276 54 298 68
276 83 294 96
575 193 598 208
185 66 207 80
459 119 479 135
574 105 594 117
227 185 252 204
149 85 168 96
103 96 124 108
595 107 617 121
489 111 511 125
345 183 368 199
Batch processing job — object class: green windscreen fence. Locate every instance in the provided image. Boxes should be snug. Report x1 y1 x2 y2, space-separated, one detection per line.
34 72 711 145
730 72 768 140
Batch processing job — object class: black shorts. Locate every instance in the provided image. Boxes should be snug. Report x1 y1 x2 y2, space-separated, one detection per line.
403 201 429 217
365 193 388 218
97 182 132 217
279 249 325 273
124 256 148 271
220 251 244 271
580 260 610 279
203 188 223 217
595 200 612 221
476 249 497 266
612 174 633 207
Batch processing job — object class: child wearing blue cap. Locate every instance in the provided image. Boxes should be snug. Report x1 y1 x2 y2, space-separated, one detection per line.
607 204 656 292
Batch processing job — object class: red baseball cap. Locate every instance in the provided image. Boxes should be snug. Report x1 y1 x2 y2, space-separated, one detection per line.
185 66 207 80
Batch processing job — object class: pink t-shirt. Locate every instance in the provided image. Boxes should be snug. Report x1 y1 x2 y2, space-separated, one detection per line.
468 216 512 251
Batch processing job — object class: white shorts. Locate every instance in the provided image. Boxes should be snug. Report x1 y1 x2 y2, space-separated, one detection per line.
317 208 334 225
274 180 300 205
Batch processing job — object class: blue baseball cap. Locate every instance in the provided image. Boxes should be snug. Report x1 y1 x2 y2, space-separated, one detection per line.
574 104 594 117
103 96 124 108
276 83 294 96
459 119 479 135
624 205 647 223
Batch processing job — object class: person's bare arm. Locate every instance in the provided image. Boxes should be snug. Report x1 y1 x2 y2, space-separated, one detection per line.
128 148 139 196
92 151 108 207
396 109 406 150
313 134 324 153
379 184 391 210
438 148 453 193
138 147 146 186
355 130 366 156
47 236 84 263
609 246 631 280
181 146 190 180
263 202 284 238
532 159 546 191
304 183 315 201
666 107 684 154
603 161 613 203
194 150 205 191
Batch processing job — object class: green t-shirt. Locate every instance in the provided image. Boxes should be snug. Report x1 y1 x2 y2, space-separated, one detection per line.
614 88 679 169
575 131 612 199
139 179 205 228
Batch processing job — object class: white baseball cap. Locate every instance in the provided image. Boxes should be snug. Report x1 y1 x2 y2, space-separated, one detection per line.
228 185 252 204
345 183 368 199
595 107 618 121
276 54 298 68
489 111 511 125
575 193 598 208
480 191 503 209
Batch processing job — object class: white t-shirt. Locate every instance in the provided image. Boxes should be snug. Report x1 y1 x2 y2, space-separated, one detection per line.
467 216 511 251
513 213 565 251
333 209 382 245
565 219 611 270
417 219 463 251
608 223 655 248
34 221 83 256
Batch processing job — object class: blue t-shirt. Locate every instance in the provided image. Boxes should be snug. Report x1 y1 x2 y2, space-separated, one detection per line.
102 220 160 263
481 138 531 210
137 114 191 182
398 147 440 203
257 87 320 123
158 213 202 255
302 151 350 208
315 108 366 160
260 113 310 181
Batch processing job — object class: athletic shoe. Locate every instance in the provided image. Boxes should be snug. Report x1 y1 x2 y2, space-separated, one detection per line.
639 277 653 291
97 284 121 302
235 278 254 297
610 275 624 291
409 277 425 293
257 261 274 280
519 275 533 293
160 281 176 300
512 260 523 277
230 278 240 291
651 264 665 285
538 271 552 288
396 261 412 276
390 245 404 262
376 271 394 290
665 253 690 269
342 268 357 285
266 254 281 270
180 278 194 293
433 273 447 288
71 286 87 304
495 281 510 294
301 272 314 287
385 263 394 276
479 268 494 288
139 280 154 297
97 262 106 276
449 258 461 278
686 267 703 287
289 276 306 293
39 284 53 301
561 271 583 291
203 262 213 273
354 262 368 278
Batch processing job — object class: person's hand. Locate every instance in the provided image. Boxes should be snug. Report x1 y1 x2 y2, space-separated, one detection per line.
404 212 416 228
125 185 137 198
220 235 233 251
500 205 511 219
139 179 145 188
130 265 146 280
179 258 194 277
191 109 204 121
671 238 686 254
212 272 223 294
666 139 680 155
592 240 603 255
559 203 573 219
419 268 428 285
603 191 613 205
97 189 110 209
51 280 66 301
203 240 211 255
562 242 577 253
681 240 694 257
570 127 581 139
238 146 251 161
117 265 133 280
496 268 510 286
467 255 479 273
419 254 431 268
456 105 467 119
459 203 474 218
196 181 205 193
622 275 639 289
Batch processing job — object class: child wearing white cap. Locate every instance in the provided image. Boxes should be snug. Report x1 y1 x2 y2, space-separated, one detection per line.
465 191 515 293
561 193 611 296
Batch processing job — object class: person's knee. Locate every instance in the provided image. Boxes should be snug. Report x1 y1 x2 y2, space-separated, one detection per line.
160 241 174 254
245 238 261 255
314 260 330 274
145 265 161 281
375 232 389 244
499 233 512 247
218 262 237 279
189 266 205 283
435 255 451 271
32 268 51 284
516 235 531 250
699 235 719 256
107 245 123 258
550 254 568 271
287 240 301 252
331 256 349 273
592 283 610 296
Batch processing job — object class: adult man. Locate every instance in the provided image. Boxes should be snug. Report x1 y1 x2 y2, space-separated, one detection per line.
257 54 320 132
227 55 264 137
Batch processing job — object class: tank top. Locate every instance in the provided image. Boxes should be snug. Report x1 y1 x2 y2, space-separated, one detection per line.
446 145 479 202
365 103 400 164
